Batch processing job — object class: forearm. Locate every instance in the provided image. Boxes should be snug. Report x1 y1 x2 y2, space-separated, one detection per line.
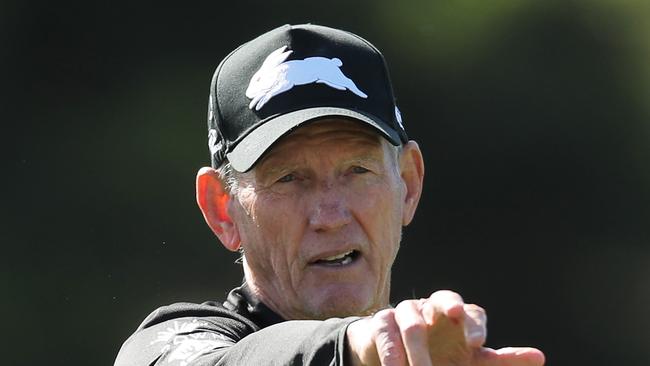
117 317 359 366
227 318 358 365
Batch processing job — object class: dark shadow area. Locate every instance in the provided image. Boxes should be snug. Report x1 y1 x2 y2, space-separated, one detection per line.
4 1 649 365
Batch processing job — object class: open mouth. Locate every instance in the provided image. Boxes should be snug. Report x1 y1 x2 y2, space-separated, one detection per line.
311 250 360 266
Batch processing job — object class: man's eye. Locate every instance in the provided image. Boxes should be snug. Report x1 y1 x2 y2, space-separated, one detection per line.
277 174 296 183
352 166 370 174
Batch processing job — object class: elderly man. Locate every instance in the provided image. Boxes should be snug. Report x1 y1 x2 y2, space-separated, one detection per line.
114 24 544 366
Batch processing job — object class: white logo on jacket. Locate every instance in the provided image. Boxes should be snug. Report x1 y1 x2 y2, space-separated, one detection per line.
150 319 234 366
246 46 368 110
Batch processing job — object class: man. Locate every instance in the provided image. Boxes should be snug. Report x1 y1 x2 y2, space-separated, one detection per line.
114 24 544 366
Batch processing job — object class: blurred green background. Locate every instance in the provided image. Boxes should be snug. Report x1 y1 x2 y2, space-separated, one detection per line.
4 0 649 364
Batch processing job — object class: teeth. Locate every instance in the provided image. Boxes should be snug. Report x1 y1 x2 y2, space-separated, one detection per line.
322 250 354 261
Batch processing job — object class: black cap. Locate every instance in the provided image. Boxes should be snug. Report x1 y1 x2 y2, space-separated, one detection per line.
208 23 408 172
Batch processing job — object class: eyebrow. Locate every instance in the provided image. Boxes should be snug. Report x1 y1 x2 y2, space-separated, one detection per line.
340 154 383 166
257 163 301 178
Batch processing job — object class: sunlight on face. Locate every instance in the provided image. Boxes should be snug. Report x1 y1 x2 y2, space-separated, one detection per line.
228 119 406 320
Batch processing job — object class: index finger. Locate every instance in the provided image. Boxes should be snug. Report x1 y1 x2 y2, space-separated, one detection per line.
477 347 546 366
421 290 466 325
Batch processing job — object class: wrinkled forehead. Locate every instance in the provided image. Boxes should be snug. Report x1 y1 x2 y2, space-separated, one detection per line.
283 118 384 142
254 118 388 168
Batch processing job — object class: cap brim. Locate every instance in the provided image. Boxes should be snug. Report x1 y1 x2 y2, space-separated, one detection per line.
226 107 401 172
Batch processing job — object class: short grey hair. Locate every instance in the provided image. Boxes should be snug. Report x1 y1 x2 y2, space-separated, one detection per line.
215 160 241 195
215 160 244 262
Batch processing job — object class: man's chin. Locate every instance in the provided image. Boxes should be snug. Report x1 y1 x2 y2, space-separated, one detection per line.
300 286 379 319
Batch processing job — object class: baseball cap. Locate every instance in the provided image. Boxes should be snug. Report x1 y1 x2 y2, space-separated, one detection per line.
207 23 408 172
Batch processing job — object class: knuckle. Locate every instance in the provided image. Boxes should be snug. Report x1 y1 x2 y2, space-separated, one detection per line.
435 289 457 296
373 308 395 323
400 320 426 336
369 310 399 345
464 304 487 322
393 300 428 336
394 299 418 311
432 289 463 301
395 300 416 310
370 309 396 333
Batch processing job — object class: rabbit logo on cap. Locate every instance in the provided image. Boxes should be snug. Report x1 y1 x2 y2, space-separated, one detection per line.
246 46 368 111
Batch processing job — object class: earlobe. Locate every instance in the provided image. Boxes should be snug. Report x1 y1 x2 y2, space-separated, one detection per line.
399 141 425 226
196 167 241 252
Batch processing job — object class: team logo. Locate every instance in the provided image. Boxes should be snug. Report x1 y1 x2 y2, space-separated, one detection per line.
246 46 368 110
151 319 234 366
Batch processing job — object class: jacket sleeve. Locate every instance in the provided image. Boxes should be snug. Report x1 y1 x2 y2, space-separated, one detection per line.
114 303 360 366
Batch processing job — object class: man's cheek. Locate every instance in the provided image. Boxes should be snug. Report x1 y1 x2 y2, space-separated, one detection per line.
348 180 388 208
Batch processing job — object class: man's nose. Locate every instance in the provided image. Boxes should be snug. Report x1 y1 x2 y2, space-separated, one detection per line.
307 182 352 232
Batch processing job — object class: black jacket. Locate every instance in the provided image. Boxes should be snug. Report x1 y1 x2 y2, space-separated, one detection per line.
114 283 358 365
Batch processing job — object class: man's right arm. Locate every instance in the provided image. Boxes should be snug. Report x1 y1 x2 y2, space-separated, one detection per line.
346 290 545 366
114 302 358 366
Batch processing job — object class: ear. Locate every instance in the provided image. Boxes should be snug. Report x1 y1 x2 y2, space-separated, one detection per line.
398 141 425 226
196 167 241 252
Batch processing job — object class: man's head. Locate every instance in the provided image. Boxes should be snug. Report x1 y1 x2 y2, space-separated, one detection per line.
196 24 424 320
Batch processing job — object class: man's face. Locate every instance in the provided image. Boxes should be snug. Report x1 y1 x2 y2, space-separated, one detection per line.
228 119 407 320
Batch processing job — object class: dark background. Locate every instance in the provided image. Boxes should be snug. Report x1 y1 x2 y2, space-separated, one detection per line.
4 0 649 365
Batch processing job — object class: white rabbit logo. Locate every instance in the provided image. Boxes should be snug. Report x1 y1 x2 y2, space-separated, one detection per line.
246 46 368 111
